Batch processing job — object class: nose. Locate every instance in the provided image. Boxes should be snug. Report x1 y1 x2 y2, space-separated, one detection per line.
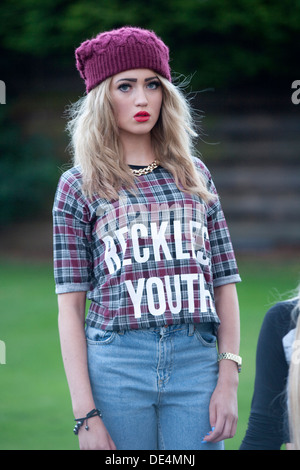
135 86 148 107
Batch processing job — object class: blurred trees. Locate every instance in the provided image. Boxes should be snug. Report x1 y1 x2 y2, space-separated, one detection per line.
0 107 59 225
1 0 299 89
0 0 299 226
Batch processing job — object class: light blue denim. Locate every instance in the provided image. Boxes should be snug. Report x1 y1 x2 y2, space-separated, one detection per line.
86 322 224 450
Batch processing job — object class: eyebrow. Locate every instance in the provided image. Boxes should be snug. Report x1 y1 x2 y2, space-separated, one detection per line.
116 76 159 83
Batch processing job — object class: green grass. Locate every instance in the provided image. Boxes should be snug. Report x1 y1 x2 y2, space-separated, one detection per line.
0 260 78 450
0 257 299 450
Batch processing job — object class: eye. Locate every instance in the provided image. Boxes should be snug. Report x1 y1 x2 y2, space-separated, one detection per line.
118 83 131 92
147 81 161 90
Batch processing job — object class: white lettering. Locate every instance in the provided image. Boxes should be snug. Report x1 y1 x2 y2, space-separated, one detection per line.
189 220 209 265
125 273 215 319
174 220 190 259
131 223 150 263
114 226 131 266
146 277 166 316
105 454 139 467
99 207 210 272
291 80 300 105
0 340 6 365
150 221 172 261
181 273 198 313
102 235 121 274
190 220 202 259
165 275 181 314
125 278 145 318
150 455 158 464
148 454 194 466
0 80 6 104
104 218 205 274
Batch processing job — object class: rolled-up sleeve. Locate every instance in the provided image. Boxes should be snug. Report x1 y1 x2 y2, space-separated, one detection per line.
208 199 241 287
53 171 93 294
201 161 241 287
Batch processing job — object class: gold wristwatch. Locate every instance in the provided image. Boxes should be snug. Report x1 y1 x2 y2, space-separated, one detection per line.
217 352 242 373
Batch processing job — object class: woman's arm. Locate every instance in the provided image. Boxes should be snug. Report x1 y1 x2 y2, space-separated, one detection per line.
203 282 240 444
58 292 116 450
240 302 292 449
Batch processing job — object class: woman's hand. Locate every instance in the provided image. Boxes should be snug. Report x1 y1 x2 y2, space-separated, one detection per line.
202 282 240 444
203 373 238 443
57 292 117 450
78 417 117 450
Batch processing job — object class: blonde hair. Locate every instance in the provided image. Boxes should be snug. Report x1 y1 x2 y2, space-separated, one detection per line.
288 285 300 449
66 74 215 202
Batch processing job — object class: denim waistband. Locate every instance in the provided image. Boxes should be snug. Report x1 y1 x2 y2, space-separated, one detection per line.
117 322 214 337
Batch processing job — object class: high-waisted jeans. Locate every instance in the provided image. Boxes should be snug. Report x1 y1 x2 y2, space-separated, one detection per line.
86 322 223 450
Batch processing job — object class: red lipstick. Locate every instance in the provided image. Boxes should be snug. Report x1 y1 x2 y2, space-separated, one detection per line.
134 111 150 122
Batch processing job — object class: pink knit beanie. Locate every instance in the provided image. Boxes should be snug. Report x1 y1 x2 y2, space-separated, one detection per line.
75 26 171 93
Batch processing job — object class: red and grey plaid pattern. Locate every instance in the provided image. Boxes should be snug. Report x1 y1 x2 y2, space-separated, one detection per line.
53 157 241 330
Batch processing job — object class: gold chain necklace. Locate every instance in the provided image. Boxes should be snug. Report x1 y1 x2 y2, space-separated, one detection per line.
131 160 159 177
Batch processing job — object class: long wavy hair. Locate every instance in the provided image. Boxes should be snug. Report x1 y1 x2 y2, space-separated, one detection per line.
288 285 300 449
66 74 215 203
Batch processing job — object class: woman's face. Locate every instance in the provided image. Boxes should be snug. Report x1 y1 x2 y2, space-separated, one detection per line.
109 68 163 138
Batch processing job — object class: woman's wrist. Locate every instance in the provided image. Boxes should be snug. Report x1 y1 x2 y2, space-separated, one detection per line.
217 358 239 387
72 397 97 419
73 408 102 435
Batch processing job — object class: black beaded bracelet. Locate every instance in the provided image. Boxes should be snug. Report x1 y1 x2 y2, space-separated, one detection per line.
73 408 102 435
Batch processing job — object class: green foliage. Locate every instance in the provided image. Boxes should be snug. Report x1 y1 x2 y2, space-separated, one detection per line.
0 107 59 225
0 0 299 87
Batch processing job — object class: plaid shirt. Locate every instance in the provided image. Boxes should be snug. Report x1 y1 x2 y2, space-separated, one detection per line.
53 157 241 330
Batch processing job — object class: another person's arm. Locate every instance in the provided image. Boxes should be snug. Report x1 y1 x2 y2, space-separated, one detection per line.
240 303 292 450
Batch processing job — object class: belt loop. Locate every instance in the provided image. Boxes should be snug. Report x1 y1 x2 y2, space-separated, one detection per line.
118 330 125 335
188 324 195 336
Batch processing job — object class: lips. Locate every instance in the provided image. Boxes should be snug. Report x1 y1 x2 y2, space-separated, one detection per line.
134 111 150 122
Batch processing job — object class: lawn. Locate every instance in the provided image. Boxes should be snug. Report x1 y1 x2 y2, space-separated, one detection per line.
0 257 299 450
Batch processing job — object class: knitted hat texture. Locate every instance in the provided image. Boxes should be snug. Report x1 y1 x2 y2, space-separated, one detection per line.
75 26 171 93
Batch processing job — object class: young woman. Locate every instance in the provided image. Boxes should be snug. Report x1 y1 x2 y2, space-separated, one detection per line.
53 26 242 450
240 285 300 450
288 289 300 450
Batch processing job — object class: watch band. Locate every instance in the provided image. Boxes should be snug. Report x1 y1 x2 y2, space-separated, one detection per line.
217 352 242 373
